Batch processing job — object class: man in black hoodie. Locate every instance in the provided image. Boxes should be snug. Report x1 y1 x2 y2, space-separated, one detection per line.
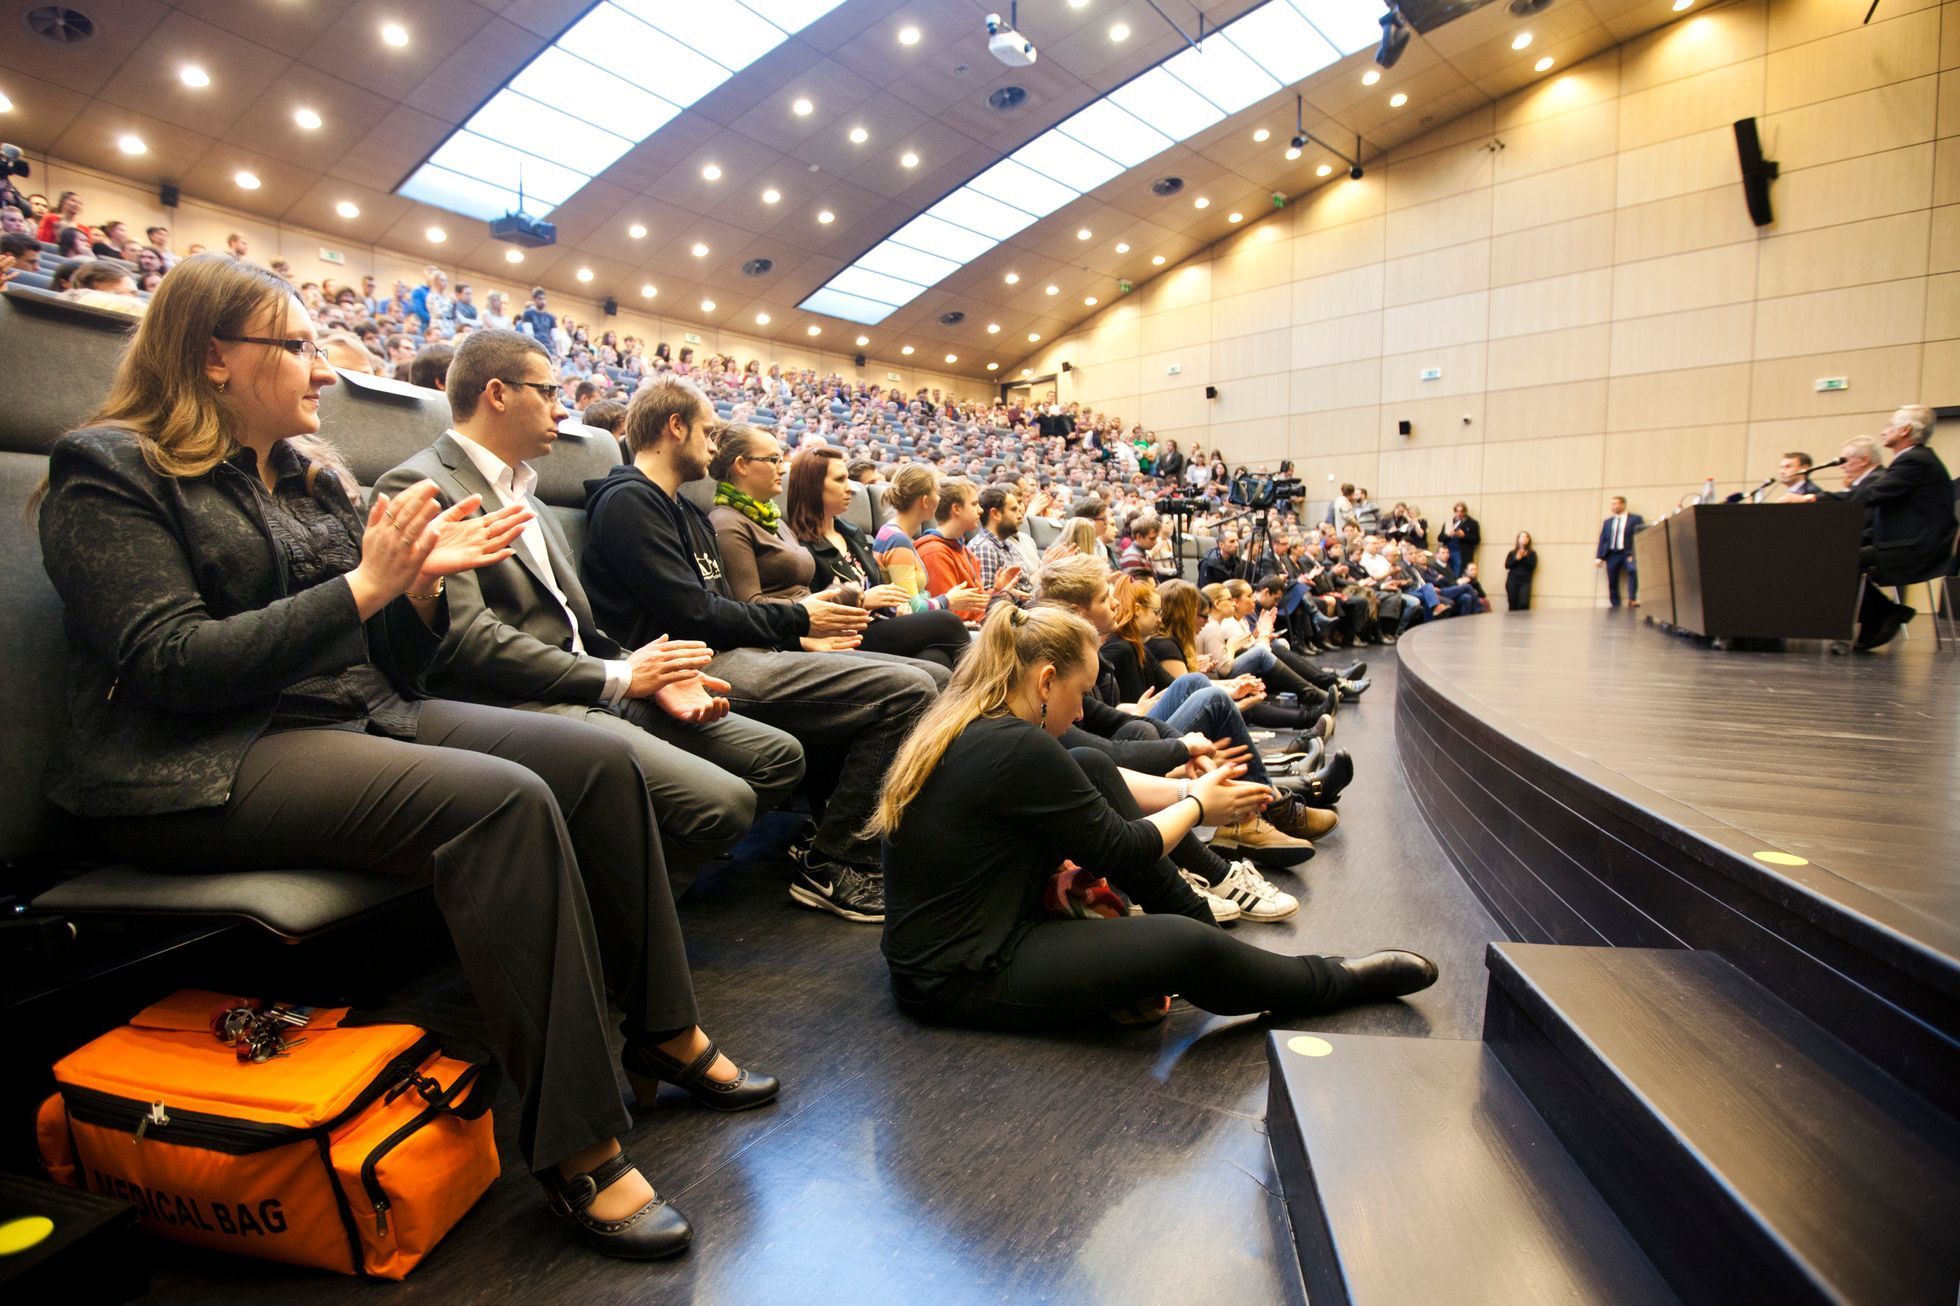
583 376 936 925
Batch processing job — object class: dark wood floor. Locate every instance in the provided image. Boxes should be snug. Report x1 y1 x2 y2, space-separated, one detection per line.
1397 609 1960 972
135 653 1504 1304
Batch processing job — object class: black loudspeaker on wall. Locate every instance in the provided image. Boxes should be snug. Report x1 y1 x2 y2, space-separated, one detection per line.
1061 360 1072 372
1733 117 1778 227
158 182 180 208
1204 385 1218 399
602 297 618 317
1398 419 1413 436
854 352 867 368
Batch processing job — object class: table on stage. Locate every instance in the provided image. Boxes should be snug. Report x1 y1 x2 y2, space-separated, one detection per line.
1630 501 1866 641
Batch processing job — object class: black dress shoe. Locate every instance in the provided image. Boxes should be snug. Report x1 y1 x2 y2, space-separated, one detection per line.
1855 604 1914 651
1338 660 1367 681
1292 750 1354 808
623 1038 781 1113
542 1151 693 1260
1331 950 1440 1003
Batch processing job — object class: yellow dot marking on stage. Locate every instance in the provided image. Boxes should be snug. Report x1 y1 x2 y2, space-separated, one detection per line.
1287 1035 1334 1058
1752 850 1809 867
0 1215 55 1255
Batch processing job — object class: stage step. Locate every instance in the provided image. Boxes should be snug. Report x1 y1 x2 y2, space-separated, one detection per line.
1485 942 1960 1305
1264 1031 1679 1305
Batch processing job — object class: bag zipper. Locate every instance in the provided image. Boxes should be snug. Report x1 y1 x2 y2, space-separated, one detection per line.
361 1064 483 1236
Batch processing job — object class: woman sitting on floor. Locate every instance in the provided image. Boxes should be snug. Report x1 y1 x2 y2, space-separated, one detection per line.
872 604 1437 1030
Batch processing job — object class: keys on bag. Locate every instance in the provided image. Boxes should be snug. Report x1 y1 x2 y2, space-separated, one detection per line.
209 1002 316 1063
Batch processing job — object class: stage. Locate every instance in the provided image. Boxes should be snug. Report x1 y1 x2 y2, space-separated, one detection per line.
1393 609 1960 1110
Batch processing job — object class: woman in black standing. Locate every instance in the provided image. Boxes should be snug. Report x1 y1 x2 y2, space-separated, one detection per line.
35 255 776 1261
1504 530 1537 611
873 604 1437 1030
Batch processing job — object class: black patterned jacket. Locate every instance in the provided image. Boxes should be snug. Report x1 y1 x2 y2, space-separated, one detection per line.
38 427 445 817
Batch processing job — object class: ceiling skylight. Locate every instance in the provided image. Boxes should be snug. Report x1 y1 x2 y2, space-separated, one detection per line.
398 0 845 220
799 0 1365 326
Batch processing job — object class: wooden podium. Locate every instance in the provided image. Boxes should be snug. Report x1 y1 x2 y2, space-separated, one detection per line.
1630 502 1866 641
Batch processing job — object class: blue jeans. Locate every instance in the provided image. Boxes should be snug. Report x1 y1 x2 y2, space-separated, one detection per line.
1231 646 1277 678
1145 673 1273 787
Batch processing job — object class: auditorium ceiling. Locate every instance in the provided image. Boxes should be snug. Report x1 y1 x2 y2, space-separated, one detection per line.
0 0 1691 375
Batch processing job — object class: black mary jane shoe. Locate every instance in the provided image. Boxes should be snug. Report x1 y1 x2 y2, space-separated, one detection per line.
1332 950 1440 1003
623 1038 781 1113
543 1151 692 1260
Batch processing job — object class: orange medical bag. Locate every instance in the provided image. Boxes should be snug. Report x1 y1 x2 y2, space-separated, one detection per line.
35 990 499 1279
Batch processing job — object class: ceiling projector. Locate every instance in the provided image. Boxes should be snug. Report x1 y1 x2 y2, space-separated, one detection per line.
985 13 1037 66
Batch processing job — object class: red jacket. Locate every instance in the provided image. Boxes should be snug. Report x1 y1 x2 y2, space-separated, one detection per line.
915 529 980 597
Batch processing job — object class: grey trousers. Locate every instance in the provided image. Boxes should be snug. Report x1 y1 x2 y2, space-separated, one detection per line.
529 699 805 886
706 646 938 864
90 699 691 1176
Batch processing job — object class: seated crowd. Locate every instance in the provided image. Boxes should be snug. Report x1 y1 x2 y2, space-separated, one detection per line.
26 239 1449 1259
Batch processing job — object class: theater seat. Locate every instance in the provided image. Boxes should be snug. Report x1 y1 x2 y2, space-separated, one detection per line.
31 867 413 939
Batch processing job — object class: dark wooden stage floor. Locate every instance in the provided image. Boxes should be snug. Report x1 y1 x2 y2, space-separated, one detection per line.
1400 609 1959 978
136 654 1504 1305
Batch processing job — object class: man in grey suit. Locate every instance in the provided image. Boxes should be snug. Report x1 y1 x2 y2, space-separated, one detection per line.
378 330 804 888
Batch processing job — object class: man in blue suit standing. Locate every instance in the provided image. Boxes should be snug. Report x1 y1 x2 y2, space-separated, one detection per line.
1595 495 1643 608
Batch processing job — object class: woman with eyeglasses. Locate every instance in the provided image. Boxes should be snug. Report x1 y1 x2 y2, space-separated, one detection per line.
35 255 735 1261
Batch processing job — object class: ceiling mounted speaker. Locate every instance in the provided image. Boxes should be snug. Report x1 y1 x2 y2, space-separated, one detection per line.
1509 0 1554 15
1151 177 1185 197
740 258 774 277
988 86 1028 112
938 310 966 325
26 6 94 44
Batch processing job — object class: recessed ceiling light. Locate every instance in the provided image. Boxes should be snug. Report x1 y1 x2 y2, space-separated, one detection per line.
701 163 722 181
1115 242 1130 253
986 362 999 371
1083 295 1098 305
1193 196 1210 209
506 249 525 263
901 344 915 355
576 267 593 282
1076 227 1092 240
1022 368 1032 377
849 126 869 144
294 107 322 130
1511 31 1533 50
234 171 261 190
1004 272 1020 285
0 91 11 112
1027 332 1041 342
1045 284 1059 295
691 242 709 257
380 21 409 47
117 133 147 155
856 335 870 346
1227 212 1242 223
1389 92 1408 107
898 25 921 46
1535 55 1554 71
180 66 210 89
987 322 1001 333
628 222 647 238
1109 22 1130 41
1151 255 1165 265
808 325 822 336
762 188 781 204
1316 163 1333 177
945 353 958 363
1672 0 1691 9
900 151 920 168
425 225 446 243
336 200 360 218
642 283 657 297
756 311 771 325
1252 128 1270 143
816 210 836 225
792 97 814 116
1285 147 1302 161
1069 0 1089 8
1363 69 1382 86
701 298 716 312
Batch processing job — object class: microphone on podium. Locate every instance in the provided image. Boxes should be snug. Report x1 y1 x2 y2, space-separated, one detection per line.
1727 457 1849 502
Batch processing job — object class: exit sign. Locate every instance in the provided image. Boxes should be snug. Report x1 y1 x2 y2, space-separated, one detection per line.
683 332 702 345
317 247 346 265
1814 376 1849 392
1419 367 1443 381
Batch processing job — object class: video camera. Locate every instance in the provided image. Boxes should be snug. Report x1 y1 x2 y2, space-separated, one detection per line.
1231 472 1303 511
1155 495 1207 517
1 143 29 182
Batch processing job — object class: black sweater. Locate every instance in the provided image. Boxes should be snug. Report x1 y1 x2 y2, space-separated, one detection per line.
581 464 809 652
881 715 1166 981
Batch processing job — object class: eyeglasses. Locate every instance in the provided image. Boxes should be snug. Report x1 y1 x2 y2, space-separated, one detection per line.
215 334 326 363
498 379 562 401
742 453 784 465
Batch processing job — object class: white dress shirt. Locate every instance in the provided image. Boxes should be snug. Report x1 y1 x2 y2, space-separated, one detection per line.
1360 550 1394 581
447 430 632 707
1610 512 1628 551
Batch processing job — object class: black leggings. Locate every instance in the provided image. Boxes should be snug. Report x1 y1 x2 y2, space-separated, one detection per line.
857 607 971 671
892 748 1346 1030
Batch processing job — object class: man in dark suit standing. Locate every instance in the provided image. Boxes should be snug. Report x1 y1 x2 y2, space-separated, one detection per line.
1595 495 1644 608
378 330 804 886
1802 408 1958 650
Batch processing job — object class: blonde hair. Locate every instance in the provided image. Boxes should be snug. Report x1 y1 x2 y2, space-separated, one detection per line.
883 463 938 515
1223 578 1253 602
866 604 1099 838
1200 581 1231 610
1061 517 1102 556
1035 551 1110 608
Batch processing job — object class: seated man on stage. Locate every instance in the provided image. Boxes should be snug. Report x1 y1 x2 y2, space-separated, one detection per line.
1797 410 1957 650
1757 451 1823 502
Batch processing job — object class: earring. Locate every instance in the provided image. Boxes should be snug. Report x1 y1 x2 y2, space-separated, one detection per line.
216 380 227 393
1039 700 1048 724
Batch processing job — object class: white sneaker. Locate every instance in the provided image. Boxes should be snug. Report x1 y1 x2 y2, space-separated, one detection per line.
1179 868 1243 923
1213 860 1300 922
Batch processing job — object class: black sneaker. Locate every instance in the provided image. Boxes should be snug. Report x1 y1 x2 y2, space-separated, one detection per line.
785 818 820 869
790 859 886 923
